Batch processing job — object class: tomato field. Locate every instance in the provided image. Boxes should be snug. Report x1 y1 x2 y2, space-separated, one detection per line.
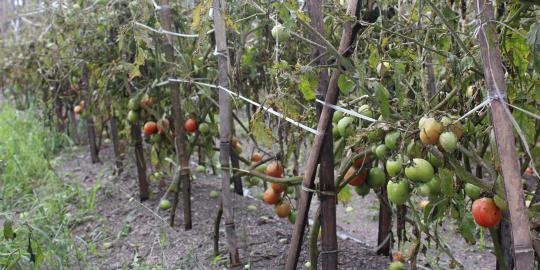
1 0 540 269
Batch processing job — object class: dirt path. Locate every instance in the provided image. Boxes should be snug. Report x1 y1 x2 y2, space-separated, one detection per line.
59 145 390 269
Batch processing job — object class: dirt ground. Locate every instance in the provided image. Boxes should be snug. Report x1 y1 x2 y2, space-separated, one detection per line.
58 144 495 269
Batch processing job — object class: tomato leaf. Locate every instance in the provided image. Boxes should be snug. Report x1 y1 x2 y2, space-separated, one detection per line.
374 82 390 119
459 213 477 245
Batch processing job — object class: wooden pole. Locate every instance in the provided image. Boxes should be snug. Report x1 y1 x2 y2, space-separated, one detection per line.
158 0 192 230
377 187 392 256
109 113 123 175
67 105 80 145
212 0 240 265
305 0 337 268
81 65 100 163
131 121 149 201
474 1 534 269
286 0 362 268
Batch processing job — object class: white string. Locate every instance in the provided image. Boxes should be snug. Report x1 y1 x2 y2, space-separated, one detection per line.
315 99 378 123
156 78 319 135
455 98 492 122
134 21 199 38
503 101 540 121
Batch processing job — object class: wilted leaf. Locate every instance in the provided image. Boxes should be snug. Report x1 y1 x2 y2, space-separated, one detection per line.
298 73 317 101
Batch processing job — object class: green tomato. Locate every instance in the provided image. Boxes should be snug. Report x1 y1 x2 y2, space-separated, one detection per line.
439 131 458 153
427 176 441 195
367 167 386 188
286 186 295 194
465 183 481 200
384 131 401 150
288 211 297 224
439 168 455 197
337 117 355 137
332 126 341 140
375 144 388 160
209 190 220 199
127 110 139 122
388 261 406 270
387 179 410 205
404 158 434 183
386 156 403 177
271 24 290 42
494 194 507 211
358 104 375 118
128 98 140 110
196 165 206 173
256 164 267 173
159 199 172 210
332 111 344 123
355 183 370 196
199 122 210 134
416 184 432 197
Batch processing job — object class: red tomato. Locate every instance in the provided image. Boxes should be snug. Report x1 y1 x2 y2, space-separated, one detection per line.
143 121 158 136
472 197 501 228
271 183 286 193
184 118 197 133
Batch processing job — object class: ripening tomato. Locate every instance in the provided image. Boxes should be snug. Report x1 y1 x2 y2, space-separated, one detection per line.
74 105 83 114
251 152 263 162
263 187 280 205
271 183 286 193
419 117 442 145
266 161 284 178
140 97 153 108
472 197 501 228
143 121 158 136
184 118 197 133
157 118 169 134
344 167 367 186
275 202 291 218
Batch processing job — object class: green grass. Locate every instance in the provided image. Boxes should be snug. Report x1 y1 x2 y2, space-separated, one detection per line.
0 104 94 269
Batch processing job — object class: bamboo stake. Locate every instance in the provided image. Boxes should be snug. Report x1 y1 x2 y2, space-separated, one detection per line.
212 0 240 265
474 0 534 269
158 0 192 230
305 0 337 268
286 0 362 268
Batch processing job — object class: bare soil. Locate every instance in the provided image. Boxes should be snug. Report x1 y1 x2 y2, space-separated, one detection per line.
58 144 495 269
60 145 388 269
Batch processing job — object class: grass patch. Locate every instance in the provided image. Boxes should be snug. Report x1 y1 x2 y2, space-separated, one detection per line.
0 104 94 269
